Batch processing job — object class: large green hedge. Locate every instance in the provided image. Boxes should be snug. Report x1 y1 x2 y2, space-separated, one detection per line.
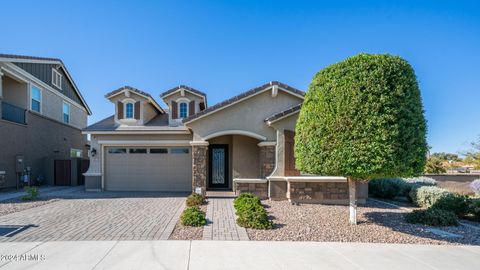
295 54 428 180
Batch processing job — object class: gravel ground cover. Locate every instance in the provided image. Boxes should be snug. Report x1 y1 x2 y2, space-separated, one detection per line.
169 204 207 240
247 199 480 245
0 198 60 216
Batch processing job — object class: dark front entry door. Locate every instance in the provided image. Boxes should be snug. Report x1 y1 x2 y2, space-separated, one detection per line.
208 144 229 189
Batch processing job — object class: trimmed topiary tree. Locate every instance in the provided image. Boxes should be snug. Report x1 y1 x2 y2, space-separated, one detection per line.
295 53 428 224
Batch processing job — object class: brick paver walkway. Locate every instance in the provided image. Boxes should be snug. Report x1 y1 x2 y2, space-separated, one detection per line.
203 198 249 241
0 192 185 242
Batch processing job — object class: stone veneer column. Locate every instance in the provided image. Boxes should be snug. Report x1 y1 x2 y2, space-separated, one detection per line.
191 141 208 195
258 143 276 178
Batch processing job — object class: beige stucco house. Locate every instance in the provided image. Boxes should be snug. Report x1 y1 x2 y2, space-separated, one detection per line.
83 82 367 204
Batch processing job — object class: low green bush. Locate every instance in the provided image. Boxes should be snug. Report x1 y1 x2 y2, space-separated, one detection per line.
431 193 471 218
466 199 480 222
233 193 273 229
21 186 39 201
181 207 206 227
405 208 459 227
369 178 404 199
186 193 206 207
234 193 261 211
369 177 437 199
409 186 450 207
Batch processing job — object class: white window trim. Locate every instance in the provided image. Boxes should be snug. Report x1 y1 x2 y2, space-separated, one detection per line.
63 101 70 124
176 97 190 119
125 102 135 119
52 68 62 89
179 102 188 119
30 84 42 114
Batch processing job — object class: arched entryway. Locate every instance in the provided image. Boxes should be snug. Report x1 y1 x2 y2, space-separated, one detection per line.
206 134 262 190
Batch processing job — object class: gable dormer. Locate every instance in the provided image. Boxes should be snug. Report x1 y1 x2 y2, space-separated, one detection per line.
160 85 207 126
105 86 164 126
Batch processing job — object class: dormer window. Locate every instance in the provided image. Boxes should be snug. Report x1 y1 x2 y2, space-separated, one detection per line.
125 103 134 118
179 102 188 118
52 68 62 89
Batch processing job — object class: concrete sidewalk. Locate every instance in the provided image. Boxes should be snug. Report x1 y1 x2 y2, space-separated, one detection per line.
0 241 478 270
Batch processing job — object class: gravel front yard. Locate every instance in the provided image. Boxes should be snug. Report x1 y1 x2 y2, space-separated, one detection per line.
169 204 207 240
0 198 60 216
247 200 480 245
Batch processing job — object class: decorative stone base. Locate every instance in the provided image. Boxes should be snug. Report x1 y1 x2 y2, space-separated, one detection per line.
235 182 268 199
289 182 367 205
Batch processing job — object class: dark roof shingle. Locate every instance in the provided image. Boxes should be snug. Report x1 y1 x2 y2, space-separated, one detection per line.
160 85 207 98
0 53 62 62
104 86 164 113
264 104 302 124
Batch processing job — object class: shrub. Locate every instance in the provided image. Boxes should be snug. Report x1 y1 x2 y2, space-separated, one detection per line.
234 193 261 211
369 177 437 199
403 176 437 186
21 186 39 201
409 186 450 207
463 199 480 222
470 179 480 196
186 193 206 207
234 193 273 229
236 203 274 229
405 208 459 226
369 178 403 199
180 207 206 227
431 193 471 217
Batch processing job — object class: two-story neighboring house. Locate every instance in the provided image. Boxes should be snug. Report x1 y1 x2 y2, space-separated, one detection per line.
83 83 368 204
0 54 91 188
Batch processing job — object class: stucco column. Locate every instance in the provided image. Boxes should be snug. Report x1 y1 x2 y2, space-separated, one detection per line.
191 141 209 195
0 70 3 120
258 142 276 178
0 69 3 98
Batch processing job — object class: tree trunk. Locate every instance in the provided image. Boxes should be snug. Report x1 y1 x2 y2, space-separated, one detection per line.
348 177 357 225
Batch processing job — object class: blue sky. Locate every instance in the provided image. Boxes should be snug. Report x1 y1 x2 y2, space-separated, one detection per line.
1 0 479 154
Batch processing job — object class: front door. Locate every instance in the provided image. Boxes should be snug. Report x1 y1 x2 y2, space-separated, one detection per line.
208 144 229 189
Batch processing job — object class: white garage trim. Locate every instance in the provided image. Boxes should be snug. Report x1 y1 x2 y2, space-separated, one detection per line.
98 140 191 146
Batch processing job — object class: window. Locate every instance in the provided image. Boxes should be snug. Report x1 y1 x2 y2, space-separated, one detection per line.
179 102 187 118
108 148 126 154
129 148 147 154
150 148 168 154
171 148 189 154
52 68 62 89
31 85 41 113
63 102 70 124
125 103 134 119
70 149 83 158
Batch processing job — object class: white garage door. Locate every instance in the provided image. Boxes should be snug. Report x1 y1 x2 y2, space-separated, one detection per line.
105 146 192 191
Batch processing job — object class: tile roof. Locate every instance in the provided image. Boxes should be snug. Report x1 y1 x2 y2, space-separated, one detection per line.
83 114 189 132
104 86 165 113
183 81 304 123
264 104 302 124
160 85 207 98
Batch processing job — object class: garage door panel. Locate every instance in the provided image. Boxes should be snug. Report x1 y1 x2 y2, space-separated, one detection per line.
105 147 192 191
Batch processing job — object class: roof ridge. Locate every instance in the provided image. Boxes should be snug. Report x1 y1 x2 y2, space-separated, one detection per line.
183 81 304 123
0 53 62 62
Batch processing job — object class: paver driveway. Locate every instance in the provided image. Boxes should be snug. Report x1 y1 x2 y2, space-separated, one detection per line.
0 191 186 242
